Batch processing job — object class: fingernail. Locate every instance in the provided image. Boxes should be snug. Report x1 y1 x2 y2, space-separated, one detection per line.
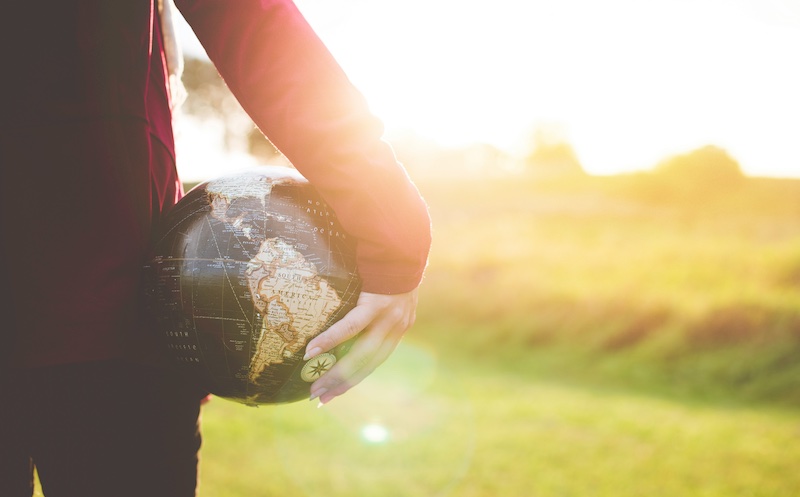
310 388 327 402
304 347 322 361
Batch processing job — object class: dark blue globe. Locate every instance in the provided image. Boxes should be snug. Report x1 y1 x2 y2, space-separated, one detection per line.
144 167 360 405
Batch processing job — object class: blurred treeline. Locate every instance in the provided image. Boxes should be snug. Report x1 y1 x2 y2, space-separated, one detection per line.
415 173 800 406
179 57 800 407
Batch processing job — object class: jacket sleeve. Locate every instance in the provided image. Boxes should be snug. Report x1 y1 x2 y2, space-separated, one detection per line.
175 0 431 294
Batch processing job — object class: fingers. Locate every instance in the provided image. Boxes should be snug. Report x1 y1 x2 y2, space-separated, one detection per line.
303 303 375 361
305 290 418 405
309 314 402 404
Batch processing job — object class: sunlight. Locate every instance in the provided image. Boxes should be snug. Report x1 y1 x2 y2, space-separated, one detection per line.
292 0 800 177
267 342 475 497
175 0 800 178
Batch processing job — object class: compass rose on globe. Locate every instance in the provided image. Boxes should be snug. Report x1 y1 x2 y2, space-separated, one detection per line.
300 352 338 383
144 166 361 406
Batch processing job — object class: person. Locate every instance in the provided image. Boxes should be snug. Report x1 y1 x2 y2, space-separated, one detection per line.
0 1 432 495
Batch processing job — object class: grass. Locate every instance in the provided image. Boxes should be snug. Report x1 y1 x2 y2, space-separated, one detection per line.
37 173 800 495
190 174 800 496
195 340 800 497
199 341 474 497
414 174 800 406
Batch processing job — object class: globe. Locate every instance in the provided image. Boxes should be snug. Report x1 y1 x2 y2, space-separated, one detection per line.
144 166 361 406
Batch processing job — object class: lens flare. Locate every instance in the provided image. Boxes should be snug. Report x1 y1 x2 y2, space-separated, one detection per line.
270 341 475 497
360 423 390 444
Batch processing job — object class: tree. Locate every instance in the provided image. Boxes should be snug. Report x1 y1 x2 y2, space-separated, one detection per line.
180 57 260 154
524 125 585 179
652 145 744 201
623 145 746 206
655 145 743 186
247 127 282 162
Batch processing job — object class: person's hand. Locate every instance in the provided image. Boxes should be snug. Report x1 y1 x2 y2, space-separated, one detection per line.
305 289 419 405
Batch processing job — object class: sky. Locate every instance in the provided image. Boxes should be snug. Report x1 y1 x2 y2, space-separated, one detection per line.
174 0 800 178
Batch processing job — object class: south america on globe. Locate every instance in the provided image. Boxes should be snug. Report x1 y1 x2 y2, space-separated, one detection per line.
144 167 361 406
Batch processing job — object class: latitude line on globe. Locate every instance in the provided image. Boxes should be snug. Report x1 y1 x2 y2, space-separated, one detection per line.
191 316 250 322
149 169 365 404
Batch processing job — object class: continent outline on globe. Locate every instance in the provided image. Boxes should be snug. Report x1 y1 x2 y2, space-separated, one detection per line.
145 166 361 405
245 237 343 385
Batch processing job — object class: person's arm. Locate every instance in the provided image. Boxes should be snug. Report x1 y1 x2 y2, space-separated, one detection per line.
305 290 418 404
175 0 432 403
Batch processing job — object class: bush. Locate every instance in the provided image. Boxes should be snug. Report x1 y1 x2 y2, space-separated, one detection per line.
654 145 744 191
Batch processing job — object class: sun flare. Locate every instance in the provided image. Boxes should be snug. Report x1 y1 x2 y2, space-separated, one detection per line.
176 0 800 178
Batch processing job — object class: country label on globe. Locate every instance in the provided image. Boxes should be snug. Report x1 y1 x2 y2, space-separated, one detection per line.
245 237 343 384
145 166 361 405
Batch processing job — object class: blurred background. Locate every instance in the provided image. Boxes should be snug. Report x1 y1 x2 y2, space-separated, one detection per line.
169 1 800 496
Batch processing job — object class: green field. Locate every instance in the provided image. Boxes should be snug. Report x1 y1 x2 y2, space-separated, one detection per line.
37 174 800 496
198 345 800 497
192 174 800 496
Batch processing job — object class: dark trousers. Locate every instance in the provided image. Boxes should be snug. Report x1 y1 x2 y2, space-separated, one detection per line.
0 360 206 497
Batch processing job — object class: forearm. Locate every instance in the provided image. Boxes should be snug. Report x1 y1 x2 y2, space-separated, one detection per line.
176 0 432 293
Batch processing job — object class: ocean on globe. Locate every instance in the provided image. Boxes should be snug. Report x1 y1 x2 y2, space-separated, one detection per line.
144 166 361 406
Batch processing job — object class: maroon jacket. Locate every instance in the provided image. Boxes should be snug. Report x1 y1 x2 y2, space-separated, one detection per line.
0 1 431 367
